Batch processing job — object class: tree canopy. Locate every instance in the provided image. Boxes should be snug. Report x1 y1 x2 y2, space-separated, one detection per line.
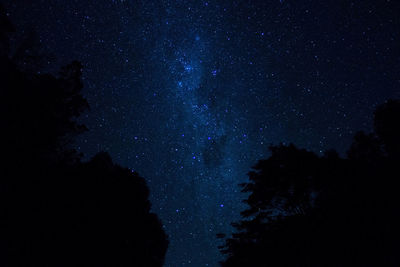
0 6 168 266
220 99 400 266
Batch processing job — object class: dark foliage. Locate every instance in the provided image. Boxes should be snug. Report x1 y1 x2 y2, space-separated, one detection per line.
0 6 168 266
220 99 400 266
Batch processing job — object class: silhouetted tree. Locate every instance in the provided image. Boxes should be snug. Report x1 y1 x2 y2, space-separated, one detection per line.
374 99 400 159
220 100 400 266
0 6 168 266
1 152 168 267
1 13 88 164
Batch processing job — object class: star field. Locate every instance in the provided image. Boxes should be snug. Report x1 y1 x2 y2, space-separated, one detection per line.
3 0 399 266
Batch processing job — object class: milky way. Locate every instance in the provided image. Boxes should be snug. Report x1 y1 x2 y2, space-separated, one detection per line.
111 3 266 264
4 0 400 266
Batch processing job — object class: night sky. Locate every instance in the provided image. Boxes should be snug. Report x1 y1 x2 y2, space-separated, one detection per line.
3 0 399 266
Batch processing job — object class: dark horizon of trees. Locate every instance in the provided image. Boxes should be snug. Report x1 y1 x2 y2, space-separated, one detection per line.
1 5 168 266
219 99 400 266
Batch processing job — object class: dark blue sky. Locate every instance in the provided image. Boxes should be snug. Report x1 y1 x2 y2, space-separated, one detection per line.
3 0 399 266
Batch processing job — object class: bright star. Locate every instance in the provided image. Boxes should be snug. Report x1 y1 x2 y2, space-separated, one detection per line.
184 65 193 72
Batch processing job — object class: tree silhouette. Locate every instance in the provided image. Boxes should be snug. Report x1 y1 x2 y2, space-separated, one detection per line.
220 100 400 266
2 152 168 267
0 5 168 266
374 99 400 159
